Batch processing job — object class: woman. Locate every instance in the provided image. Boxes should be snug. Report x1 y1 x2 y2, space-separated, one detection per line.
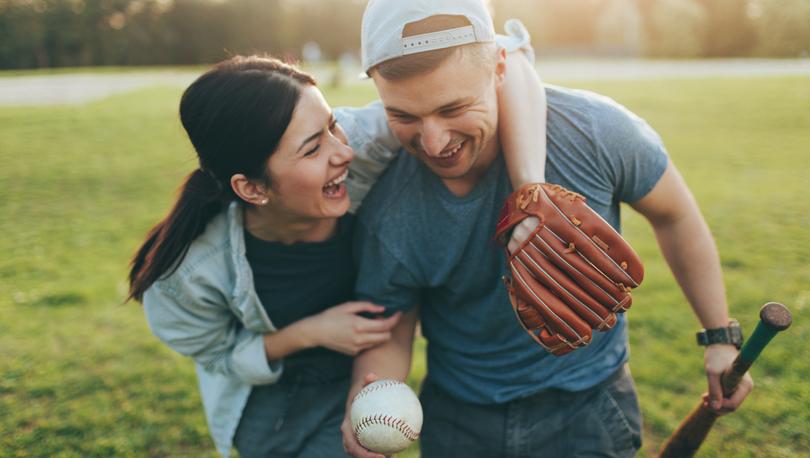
128 49 546 456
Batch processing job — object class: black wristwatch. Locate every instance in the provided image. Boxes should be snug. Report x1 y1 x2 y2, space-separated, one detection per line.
696 319 744 349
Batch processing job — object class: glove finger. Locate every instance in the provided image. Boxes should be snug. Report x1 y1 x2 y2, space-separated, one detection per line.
506 278 590 356
515 245 617 331
511 259 592 347
536 326 585 356
533 226 633 313
512 299 579 356
538 185 643 287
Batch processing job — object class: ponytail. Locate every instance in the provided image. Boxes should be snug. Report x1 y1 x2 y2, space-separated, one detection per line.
127 169 228 302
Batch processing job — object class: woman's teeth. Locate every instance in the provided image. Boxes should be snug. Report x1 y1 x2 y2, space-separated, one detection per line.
323 170 348 196
438 141 464 158
323 170 348 189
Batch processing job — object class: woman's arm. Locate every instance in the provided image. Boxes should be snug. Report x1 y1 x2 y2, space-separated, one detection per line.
499 46 547 186
263 302 401 359
145 282 401 383
497 19 547 186
143 282 282 385
336 103 401 213
497 37 548 254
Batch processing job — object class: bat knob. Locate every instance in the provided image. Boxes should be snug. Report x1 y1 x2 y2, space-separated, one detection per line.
760 302 792 332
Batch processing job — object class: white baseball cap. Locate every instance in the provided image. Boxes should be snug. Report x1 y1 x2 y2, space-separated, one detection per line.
361 0 496 76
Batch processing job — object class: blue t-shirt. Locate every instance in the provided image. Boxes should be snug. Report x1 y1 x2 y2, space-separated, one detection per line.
354 85 669 404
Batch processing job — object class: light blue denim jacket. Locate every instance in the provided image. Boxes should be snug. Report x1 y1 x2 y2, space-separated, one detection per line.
142 27 532 457
143 102 400 457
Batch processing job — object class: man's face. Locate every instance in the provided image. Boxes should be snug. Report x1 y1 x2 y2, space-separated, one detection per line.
372 48 505 192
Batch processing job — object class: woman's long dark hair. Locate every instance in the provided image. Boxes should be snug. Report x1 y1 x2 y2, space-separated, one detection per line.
128 56 316 302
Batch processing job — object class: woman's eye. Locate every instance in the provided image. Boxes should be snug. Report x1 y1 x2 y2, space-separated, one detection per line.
329 120 339 131
304 145 320 157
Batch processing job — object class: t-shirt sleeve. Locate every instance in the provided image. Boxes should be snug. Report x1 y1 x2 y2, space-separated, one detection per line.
353 219 421 315
590 96 669 203
334 102 402 213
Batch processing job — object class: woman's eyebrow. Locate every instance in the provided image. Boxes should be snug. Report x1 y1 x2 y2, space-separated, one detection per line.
296 129 323 153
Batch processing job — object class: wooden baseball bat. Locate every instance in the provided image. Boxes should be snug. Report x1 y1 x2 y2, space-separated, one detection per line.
658 302 792 458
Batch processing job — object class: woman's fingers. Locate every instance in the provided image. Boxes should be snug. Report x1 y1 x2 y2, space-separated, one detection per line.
355 312 401 332
508 217 539 254
357 332 392 349
340 301 387 315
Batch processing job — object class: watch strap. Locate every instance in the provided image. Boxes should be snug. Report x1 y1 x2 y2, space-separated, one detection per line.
696 319 743 349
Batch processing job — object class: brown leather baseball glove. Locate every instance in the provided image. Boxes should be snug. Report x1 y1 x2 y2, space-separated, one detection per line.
495 183 644 356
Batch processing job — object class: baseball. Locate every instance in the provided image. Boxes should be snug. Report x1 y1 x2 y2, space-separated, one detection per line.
350 379 423 454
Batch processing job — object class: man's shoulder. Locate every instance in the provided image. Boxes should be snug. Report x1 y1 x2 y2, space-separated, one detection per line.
545 84 652 156
546 84 634 126
355 152 423 232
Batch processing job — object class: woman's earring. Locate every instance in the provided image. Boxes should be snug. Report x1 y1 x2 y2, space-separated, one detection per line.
260 198 269 205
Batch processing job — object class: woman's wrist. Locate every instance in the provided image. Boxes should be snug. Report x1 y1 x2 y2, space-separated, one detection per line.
290 317 320 349
263 319 319 361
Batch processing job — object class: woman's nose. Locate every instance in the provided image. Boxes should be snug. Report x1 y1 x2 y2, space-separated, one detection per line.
330 140 353 165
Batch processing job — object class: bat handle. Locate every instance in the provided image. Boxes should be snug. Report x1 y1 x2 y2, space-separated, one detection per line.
721 302 792 395
659 303 792 458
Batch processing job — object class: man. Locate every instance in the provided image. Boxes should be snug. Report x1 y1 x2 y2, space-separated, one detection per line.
342 1 753 456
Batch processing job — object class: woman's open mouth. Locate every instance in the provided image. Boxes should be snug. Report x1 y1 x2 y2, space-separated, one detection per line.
322 169 348 198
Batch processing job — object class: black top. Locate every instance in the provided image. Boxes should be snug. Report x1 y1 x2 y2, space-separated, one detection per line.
244 214 356 382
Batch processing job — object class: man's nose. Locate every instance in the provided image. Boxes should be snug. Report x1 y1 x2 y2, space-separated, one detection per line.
419 118 450 157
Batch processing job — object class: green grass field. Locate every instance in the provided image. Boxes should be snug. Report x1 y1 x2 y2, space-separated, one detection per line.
1 74 808 457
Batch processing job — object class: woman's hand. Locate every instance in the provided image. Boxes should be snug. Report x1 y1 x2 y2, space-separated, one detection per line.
304 302 402 356
507 217 540 254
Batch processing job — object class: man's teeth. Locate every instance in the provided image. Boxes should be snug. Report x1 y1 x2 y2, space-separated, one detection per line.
438 141 463 158
324 170 348 188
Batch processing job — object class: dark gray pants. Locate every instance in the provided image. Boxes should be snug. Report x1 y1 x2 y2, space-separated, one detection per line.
419 365 642 458
234 374 349 458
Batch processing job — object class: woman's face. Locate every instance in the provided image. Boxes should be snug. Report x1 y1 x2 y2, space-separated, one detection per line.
265 85 354 220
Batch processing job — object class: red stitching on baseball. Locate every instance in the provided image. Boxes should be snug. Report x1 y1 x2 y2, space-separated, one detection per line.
354 414 420 442
352 380 405 403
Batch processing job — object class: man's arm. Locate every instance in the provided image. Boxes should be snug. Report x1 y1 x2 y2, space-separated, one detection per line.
341 307 420 458
631 160 753 413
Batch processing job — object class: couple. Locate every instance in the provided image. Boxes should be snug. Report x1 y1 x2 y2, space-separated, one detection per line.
129 1 753 457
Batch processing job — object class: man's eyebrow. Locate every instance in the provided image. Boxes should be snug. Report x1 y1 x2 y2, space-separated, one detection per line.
385 97 475 116
385 106 413 116
438 97 475 110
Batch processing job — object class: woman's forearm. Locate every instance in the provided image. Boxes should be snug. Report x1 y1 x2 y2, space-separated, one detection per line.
262 319 315 361
499 50 547 186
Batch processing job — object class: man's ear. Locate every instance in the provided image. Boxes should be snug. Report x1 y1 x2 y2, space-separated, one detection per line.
231 173 272 206
494 46 507 86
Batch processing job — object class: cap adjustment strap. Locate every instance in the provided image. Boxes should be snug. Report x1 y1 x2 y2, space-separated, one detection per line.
401 25 477 55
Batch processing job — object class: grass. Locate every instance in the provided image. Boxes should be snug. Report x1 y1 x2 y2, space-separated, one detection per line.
1 74 808 457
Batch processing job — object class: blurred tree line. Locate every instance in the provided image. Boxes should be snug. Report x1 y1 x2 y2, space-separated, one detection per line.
0 0 808 69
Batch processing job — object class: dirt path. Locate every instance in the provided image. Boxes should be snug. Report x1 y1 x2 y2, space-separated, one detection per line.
1 59 809 106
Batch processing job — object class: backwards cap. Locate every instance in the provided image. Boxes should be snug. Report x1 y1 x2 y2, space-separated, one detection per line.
361 0 496 76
